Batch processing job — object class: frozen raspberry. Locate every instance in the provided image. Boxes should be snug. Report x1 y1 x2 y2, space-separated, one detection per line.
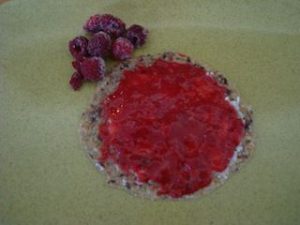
69 72 84 91
69 36 88 59
83 14 102 33
87 31 112 57
125 24 148 48
72 60 81 72
84 14 126 37
80 57 106 81
112 37 134 60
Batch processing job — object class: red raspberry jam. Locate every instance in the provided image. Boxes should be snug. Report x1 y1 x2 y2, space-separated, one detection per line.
99 59 245 198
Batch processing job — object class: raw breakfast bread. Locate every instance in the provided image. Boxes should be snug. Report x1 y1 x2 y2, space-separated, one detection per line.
80 52 254 199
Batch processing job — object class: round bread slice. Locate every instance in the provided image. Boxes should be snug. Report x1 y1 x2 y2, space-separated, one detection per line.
80 52 254 199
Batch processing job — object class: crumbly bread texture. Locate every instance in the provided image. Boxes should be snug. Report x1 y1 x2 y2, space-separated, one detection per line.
80 52 254 199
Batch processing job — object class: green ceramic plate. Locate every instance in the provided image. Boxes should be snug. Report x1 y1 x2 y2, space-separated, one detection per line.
1 1 299 225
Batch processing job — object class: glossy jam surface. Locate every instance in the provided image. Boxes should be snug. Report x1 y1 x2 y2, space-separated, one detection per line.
99 59 244 198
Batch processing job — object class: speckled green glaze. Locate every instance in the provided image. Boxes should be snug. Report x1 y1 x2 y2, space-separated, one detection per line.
0 1 299 225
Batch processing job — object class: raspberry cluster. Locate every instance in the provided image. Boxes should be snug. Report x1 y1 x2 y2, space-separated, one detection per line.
68 14 149 90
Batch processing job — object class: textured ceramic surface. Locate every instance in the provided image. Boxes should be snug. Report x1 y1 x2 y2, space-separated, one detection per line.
1 1 299 225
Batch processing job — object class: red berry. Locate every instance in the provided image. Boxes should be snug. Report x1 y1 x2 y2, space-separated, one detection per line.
72 60 81 72
83 14 102 33
69 72 84 91
84 14 126 37
112 37 134 60
125 24 148 48
80 57 106 81
87 31 112 57
69 36 88 59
